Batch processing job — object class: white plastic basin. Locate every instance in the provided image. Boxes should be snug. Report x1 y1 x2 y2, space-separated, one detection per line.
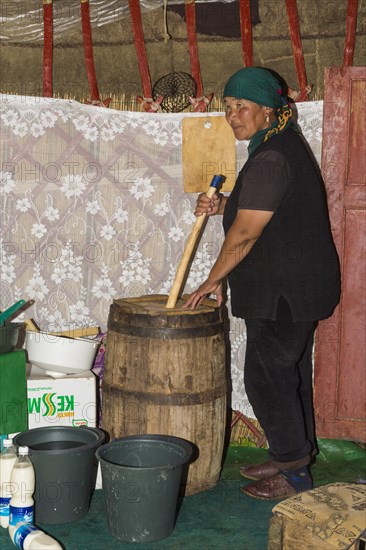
25 331 100 377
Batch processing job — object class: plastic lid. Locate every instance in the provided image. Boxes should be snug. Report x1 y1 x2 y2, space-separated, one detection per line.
18 446 29 455
3 439 13 447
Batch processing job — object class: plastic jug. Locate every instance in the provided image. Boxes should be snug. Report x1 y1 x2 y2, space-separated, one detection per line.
9 447 35 528
9 523 62 549
0 439 17 528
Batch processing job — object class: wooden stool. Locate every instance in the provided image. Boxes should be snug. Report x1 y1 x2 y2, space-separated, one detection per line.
268 483 366 550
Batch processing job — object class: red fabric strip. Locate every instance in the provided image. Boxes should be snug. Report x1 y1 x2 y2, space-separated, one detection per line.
239 0 253 67
185 1 203 97
43 3 53 98
285 0 308 95
128 0 152 98
81 0 100 102
343 0 358 66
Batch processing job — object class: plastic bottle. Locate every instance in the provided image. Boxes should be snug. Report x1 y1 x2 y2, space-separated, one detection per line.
9 523 63 549
0 439 18 528
8 447 35 529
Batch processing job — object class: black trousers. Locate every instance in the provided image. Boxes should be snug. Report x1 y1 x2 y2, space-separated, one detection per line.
244 298 318 469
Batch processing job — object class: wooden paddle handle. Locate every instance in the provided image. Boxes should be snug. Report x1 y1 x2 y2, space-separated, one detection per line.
166 175 223 309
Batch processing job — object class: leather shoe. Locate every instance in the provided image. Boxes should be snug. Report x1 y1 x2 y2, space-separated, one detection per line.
241 473 298 500
239 460 279 480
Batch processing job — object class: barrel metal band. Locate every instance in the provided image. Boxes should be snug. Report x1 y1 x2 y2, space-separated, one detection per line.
104 382 228 406
107 321 224 339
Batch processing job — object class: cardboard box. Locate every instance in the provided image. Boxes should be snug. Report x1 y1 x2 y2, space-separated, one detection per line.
26 369 97 429
9 367 103 488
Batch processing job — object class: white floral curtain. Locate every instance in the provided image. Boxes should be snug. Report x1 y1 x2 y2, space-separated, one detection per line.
0 94 323 415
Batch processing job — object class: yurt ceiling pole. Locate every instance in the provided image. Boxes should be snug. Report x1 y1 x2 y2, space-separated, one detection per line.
81 0 101 103
343 0 358 66
185 0 213 112
185 0 203 97
285 0 308 98
43 0 53 98
128 0 153 99
239 0 253 67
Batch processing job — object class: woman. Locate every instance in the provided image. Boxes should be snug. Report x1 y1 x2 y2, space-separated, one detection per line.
184 67 341 500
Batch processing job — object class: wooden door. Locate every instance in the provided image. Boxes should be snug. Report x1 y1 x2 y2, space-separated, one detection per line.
314 66 366 441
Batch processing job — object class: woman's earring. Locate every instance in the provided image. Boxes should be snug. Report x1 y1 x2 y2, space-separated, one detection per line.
266 114 270 123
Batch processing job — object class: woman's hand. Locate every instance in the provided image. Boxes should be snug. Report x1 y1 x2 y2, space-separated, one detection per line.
195 192 222 217
183 280 223 310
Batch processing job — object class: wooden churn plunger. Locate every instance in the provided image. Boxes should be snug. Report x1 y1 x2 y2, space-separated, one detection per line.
166 174 224 309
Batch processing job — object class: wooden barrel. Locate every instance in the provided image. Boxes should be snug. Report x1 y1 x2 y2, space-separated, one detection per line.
102 294 228 495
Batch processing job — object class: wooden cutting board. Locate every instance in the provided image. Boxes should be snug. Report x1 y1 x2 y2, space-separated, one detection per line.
182 116 236 193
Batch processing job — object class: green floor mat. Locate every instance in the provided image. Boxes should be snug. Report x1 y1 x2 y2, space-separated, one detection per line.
222 439 366 485
0 439 364 550
0 481 274 550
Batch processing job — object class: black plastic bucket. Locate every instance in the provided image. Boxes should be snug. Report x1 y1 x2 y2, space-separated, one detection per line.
14 426 105 524
96 434 193 543
0 322 23 354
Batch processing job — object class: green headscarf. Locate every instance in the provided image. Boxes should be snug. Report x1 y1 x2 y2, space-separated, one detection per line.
223 67 293 155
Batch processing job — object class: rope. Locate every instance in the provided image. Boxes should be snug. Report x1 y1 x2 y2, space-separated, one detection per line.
163 0 171 42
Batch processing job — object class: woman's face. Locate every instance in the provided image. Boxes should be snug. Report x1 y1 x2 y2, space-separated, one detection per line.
224 97 270 141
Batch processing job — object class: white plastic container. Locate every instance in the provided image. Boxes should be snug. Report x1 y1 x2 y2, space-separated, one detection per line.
0 439 18 528
25 331 100 376
9 447 35 528
9 523 62 549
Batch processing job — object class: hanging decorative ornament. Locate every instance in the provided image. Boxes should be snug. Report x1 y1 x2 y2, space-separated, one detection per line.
43 0 53 98
152 72 197 113
185 0 214 112
81 0 110 107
